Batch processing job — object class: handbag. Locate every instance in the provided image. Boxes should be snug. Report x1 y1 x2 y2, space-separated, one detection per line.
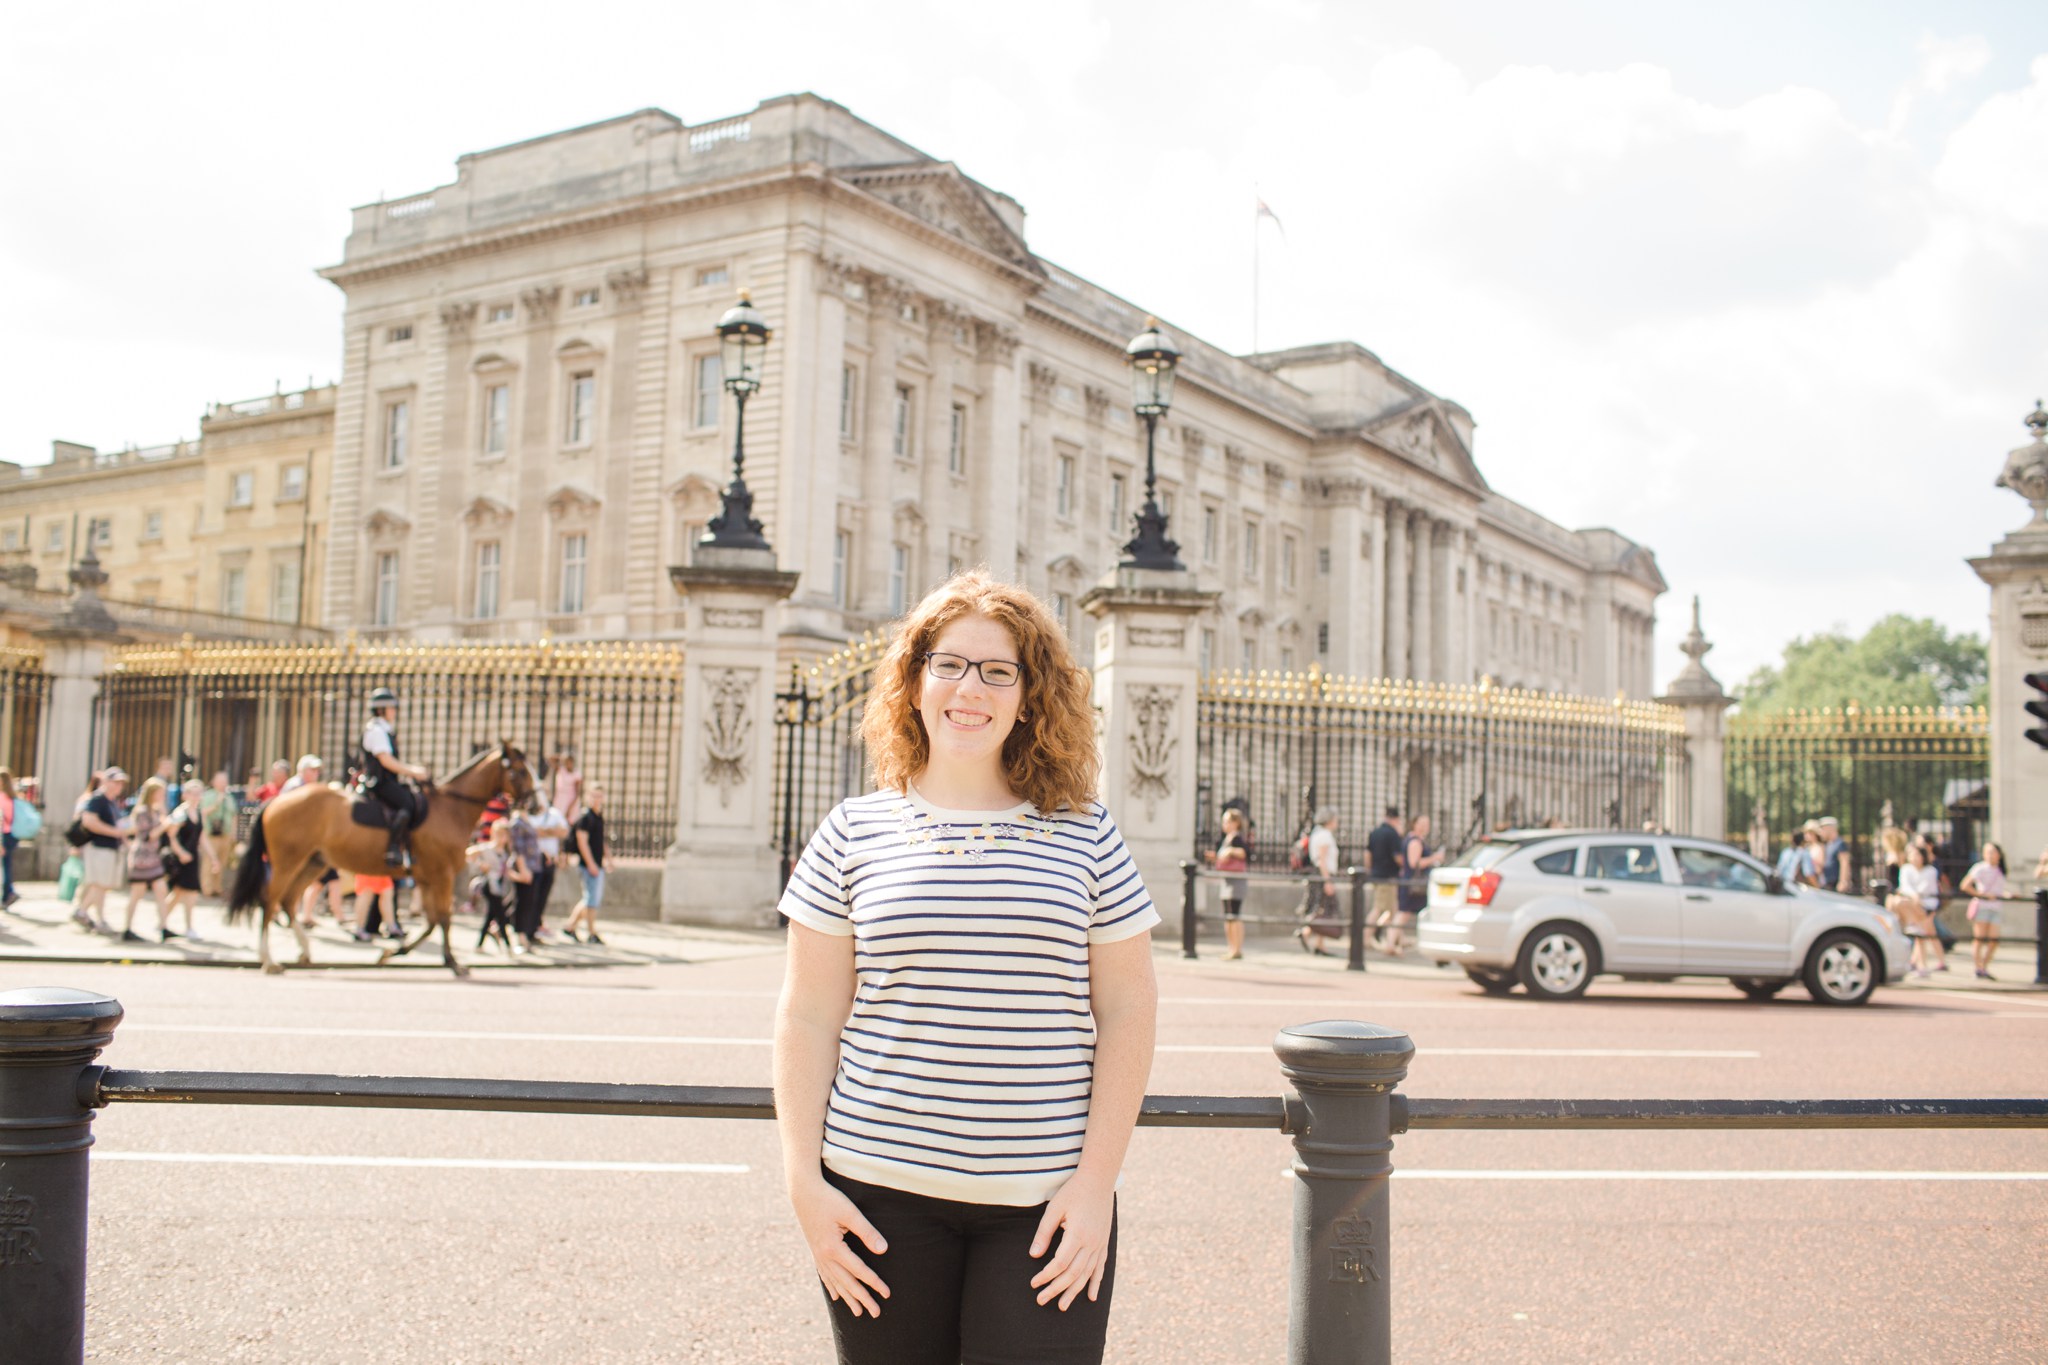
64 816 90 848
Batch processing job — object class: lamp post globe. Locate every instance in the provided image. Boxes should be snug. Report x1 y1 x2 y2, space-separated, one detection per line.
1120 317 1185 571
703 290 773 552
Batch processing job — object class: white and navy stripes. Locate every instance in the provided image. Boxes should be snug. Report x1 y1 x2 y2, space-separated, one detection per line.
779 787 1158 1206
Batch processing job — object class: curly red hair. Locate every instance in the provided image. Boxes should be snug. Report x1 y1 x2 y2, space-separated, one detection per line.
861 570 1098 813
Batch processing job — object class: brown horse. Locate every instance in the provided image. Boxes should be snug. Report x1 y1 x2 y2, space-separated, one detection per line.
227 741 536 977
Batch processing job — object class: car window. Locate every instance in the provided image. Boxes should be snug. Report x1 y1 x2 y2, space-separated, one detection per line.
1464 842 1524 872
1586 844 1662 882
1674 846 1767 894
1532 848 1577 875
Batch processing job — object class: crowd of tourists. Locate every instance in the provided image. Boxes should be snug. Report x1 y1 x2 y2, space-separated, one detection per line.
38 740 615 951
1202 802 1444 960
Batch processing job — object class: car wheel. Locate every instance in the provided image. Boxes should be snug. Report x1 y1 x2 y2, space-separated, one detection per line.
1517 923 1597 1001
1463 966 1517 996
1802 931 1878 1007
1732 977 1790 1001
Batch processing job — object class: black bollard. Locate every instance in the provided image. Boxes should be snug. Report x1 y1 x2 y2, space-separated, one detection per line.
2036 889 2047 987
1346 868 1367 973
0 987 124 1365
1275 1020 1415 1365
1181 860 1199 960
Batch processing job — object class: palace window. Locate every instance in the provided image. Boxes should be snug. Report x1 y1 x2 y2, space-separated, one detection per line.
474 541 501 619
219 566 246 617
488 303 515 324
840 364 858 440
271 561 301 624
1201 506 1218 565
572 287 600 308
1281 533 1297 589
948 403 968 476
1200 628 1216 674
694 353 722 430
565 372 595 446
558 533 587 614
1056 453 1075 519
45 524 63 553
1317 546 1331 576
1317 622 1330 655
1053 592 1072 636
143 511 163 542
279 465 305 500
831 529 852 608
1109 472 1127 536
228 472 254 508
889 544 909 616
383 400 410 470
892 385 915 460
482 383 510 455
92 517 110 548
386 325 413 343
1242 519 1261 580
696 266 729 288
373 552 400 627
0 528 16 551
1280 646 1296 673
1240 637 1258 671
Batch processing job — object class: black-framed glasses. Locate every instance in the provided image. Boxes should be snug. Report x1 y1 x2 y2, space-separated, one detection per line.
924 652 1023 687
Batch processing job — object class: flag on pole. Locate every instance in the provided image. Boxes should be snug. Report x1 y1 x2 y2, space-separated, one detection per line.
1256 196 1285 236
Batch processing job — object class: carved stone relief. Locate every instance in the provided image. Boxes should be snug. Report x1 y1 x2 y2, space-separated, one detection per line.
702 667 757 805
1126 684 1180 819
1127 626 1185 649
439 300 478 335
605 267 650 307
702 607 764 629
521 285 561 323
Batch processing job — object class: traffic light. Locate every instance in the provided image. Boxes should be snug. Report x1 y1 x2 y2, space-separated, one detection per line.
2027 672 2048 751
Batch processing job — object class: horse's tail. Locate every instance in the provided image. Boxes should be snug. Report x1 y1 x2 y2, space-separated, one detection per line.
225 811 268 926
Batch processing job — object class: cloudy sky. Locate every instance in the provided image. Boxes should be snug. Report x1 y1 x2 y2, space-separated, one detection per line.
6 2 2046 689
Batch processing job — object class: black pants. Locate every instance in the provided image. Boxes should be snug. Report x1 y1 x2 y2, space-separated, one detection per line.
532 858 556 924
477 888 512 946
512 876 545 939
821 1169 1116 1365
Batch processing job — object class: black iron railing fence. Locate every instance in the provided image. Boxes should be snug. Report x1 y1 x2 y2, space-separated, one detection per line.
1724 704 1989 888
7 987 2044 1364
0 647 48 779
772 634 887 885
92 639 685 857
1195 672 1691 873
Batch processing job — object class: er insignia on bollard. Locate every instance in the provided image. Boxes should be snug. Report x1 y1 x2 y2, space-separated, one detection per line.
0 1188 39 1267
1330 1216 1378 1283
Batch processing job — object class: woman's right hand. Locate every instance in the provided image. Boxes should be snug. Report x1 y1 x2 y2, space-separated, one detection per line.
790 1177 890 1317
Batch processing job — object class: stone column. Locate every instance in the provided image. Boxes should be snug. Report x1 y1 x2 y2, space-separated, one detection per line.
1411 517 1435 682
35 553 130 877
1656 596 1732 839
1970 403 2048 874
1080 568 1222 920
663 546 799 926
1383 503 1408 679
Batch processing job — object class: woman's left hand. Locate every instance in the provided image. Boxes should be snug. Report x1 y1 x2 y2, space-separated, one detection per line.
1028 1173 1115 1310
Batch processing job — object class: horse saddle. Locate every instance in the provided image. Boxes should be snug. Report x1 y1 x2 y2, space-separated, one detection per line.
348 793 406 830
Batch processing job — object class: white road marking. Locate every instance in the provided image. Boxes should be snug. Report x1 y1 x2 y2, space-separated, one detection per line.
122 1025 1754 1059
1282 1169 2048 1182
93 1151 748 1175
1930 989 2048 1009
1161 1045 1757 1058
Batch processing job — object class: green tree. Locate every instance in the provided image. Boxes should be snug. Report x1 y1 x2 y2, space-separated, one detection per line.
1735 614 1987 714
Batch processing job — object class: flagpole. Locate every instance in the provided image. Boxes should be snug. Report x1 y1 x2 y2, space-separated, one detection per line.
1252 193 1261 355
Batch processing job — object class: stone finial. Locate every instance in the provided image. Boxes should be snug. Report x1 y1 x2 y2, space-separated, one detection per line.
1662 595 1727 701
53 546 119 634
1996 400 2048 527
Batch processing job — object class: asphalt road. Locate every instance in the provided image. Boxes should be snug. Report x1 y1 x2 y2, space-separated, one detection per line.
10 935 2046 1363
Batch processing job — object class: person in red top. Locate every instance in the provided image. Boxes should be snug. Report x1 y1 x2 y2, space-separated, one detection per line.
252 759 290 804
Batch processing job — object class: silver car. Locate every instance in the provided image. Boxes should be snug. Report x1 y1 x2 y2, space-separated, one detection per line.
1417 830 1911 1005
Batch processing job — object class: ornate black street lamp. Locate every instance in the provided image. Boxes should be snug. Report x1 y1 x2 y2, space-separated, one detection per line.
1120 317 1184 571
701 290 773 552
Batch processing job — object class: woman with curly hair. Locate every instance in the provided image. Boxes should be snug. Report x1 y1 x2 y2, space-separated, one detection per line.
774 569 1159 1364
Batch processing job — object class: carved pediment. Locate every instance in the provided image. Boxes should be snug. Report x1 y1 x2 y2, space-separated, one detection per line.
544 484 602 519
556 337 602 357
668 473 722 513
839 163 1042 275
364 507 412 538
1046 553 1087 582
471 351 516 373
892 498 927 536
461 496 514 529
1360 399 1487 492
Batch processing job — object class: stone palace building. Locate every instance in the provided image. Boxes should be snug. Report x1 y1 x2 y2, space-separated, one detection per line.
319 94 1665 693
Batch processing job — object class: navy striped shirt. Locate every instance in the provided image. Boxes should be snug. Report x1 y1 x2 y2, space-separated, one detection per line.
779 786 1158 1205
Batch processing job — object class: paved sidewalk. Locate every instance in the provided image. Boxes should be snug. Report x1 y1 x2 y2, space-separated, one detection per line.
0 881 781 971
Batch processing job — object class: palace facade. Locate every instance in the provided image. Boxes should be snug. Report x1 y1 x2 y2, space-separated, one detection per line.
319 95 1664 693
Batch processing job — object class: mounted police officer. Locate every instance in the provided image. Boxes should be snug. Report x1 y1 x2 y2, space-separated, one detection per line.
360 687 429 868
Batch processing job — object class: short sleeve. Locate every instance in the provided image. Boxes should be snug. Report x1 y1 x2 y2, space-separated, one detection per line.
1087 806 1160 944
779 804 855 936
363 724 394 757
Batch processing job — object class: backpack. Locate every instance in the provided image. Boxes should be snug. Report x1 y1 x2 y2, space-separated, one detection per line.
1288 830 1312 873
10 800 42 841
